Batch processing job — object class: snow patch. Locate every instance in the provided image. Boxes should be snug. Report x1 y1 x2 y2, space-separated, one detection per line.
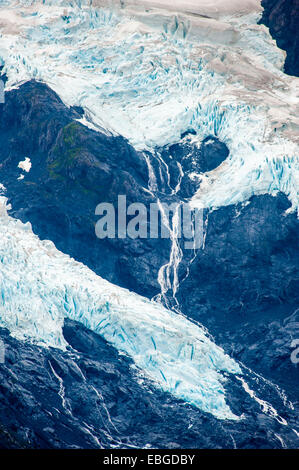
18 157 31 173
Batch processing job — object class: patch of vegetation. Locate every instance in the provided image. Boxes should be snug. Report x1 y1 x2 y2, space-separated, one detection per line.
62 122 80 146
47 122 82 179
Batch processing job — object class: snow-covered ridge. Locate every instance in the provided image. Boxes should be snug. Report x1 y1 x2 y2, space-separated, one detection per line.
0 197 241 419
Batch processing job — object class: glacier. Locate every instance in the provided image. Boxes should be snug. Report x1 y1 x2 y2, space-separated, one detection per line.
0 0 298 212
0 196 242 420
0 0 298 443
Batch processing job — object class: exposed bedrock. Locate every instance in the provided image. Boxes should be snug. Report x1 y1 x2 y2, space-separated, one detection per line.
0 81 229 297
178 193 299 397
0 320 298 449
0 81 163 298
0 81 298 447
1 81 298 394
260 0 299 76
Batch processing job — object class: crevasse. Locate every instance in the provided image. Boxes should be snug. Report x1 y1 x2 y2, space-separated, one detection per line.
0 0 298 211
0 197 241 420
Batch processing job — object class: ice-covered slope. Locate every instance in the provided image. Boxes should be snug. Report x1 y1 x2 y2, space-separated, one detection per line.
0 197 242 420
0 0 298 211
102 0 262 17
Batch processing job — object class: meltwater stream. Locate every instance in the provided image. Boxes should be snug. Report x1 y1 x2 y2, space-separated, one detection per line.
0 0 298 447
1 193 298 442
139 146 298 440
1 0 297 316
0 196 243 420
0 0 298 211
144 151 196 310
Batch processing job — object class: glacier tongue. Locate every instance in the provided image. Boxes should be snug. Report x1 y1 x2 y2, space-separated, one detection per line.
0 197 241 419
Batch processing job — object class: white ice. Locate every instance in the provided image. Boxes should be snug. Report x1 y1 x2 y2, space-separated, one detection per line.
0 0 298 211
0 0 296 422
0 196 241 420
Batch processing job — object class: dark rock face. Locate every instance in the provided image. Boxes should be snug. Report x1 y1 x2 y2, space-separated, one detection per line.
0 81 165 298
158 136 229 200
260 0 299 76
0 81 227 299
0 321 298 449
177 193 299 398
0 81 299 448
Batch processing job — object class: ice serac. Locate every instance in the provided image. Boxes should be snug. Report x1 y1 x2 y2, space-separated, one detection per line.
0 0 298 211
0 197 241 420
